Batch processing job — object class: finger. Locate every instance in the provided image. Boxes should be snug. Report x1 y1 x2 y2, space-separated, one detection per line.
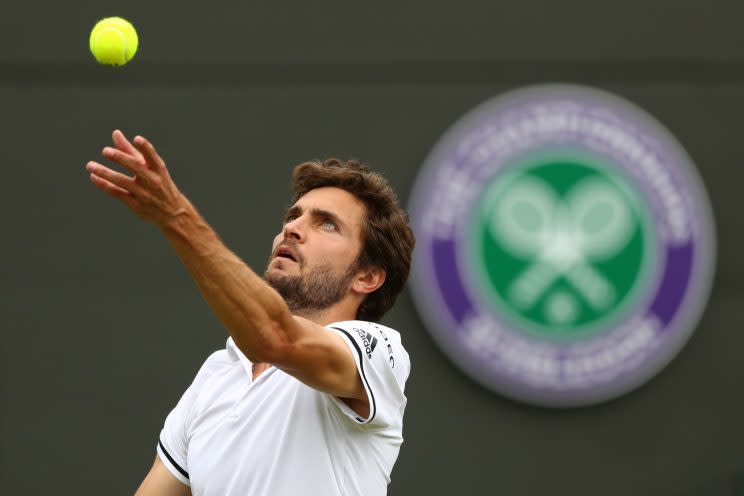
101 147 156 183
90 173 141 212
86 161 143 194
89 171 132 199
112 129 145 162
133 136 168 174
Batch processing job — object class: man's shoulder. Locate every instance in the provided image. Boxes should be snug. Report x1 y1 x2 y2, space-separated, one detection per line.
327 320 409 373
327 320 403 344
192 347 234 381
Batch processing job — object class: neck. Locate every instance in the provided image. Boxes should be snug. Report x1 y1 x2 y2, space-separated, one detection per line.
290 295 362 326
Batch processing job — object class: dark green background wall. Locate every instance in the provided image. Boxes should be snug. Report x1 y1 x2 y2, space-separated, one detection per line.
2 1 743 494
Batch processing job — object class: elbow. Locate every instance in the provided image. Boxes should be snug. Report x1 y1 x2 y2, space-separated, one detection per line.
247 317 295 364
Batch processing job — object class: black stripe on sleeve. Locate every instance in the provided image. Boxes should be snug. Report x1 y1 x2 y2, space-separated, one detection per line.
331 326 377 424
159 439 189 479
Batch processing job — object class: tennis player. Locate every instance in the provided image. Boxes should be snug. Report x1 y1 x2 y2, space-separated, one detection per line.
85 130 415 496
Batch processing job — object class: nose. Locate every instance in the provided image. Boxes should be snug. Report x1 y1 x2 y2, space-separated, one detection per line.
283 215 305 243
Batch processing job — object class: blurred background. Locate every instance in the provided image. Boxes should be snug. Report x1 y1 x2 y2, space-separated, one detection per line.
1 1 743 494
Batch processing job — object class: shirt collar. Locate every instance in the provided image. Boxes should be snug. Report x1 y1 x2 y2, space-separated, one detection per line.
226 337 254 377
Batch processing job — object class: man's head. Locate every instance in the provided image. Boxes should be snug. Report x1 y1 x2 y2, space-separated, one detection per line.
264 159 415 322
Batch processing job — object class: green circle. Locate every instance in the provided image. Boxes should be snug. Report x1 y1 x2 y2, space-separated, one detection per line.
466 157 658 340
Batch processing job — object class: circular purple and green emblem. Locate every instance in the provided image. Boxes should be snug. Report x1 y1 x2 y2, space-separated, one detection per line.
409 85 716 407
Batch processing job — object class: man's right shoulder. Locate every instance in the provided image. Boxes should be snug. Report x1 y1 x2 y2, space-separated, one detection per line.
191 348 233 384
204 348 231 365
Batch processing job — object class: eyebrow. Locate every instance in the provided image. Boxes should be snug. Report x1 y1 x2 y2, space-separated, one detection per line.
284 205 348 231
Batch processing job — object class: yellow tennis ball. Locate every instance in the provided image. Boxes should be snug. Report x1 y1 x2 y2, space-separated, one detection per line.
89 17 139 66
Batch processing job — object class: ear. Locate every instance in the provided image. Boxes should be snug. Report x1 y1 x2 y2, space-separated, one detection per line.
351 266 386 295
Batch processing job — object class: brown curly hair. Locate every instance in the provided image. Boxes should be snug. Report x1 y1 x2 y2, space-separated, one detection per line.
291 159 415 322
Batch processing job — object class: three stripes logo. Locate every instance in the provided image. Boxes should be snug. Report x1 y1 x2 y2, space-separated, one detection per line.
355 328 378 359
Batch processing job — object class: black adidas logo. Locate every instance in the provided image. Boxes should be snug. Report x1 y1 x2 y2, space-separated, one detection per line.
355 328 378 359
364 332 378 358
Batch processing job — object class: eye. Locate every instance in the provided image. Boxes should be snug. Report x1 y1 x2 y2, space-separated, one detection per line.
284 214 298 224
322 218 338 230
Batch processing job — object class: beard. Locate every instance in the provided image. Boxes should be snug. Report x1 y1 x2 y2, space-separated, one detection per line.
264 258 359 315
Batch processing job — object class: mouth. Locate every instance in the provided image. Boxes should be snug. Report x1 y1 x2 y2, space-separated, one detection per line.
274 246 299 264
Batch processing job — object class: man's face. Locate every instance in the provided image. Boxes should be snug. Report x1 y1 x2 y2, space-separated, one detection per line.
264 187 367 313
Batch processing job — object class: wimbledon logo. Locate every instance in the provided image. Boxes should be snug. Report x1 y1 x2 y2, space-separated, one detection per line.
408 85 716 407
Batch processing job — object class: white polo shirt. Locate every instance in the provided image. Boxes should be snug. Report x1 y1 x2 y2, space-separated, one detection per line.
156 320 410 496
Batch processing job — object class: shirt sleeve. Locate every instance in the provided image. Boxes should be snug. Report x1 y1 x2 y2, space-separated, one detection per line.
328 321 411 429
156 350 223 486
156 384 194 486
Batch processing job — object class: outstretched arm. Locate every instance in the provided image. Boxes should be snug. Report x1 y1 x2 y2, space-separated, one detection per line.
85 131 366 406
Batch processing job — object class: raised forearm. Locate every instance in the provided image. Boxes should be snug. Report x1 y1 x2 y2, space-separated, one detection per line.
160 199 292 362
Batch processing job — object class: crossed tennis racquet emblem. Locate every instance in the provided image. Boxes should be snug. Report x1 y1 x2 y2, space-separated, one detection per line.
487 176 635 319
